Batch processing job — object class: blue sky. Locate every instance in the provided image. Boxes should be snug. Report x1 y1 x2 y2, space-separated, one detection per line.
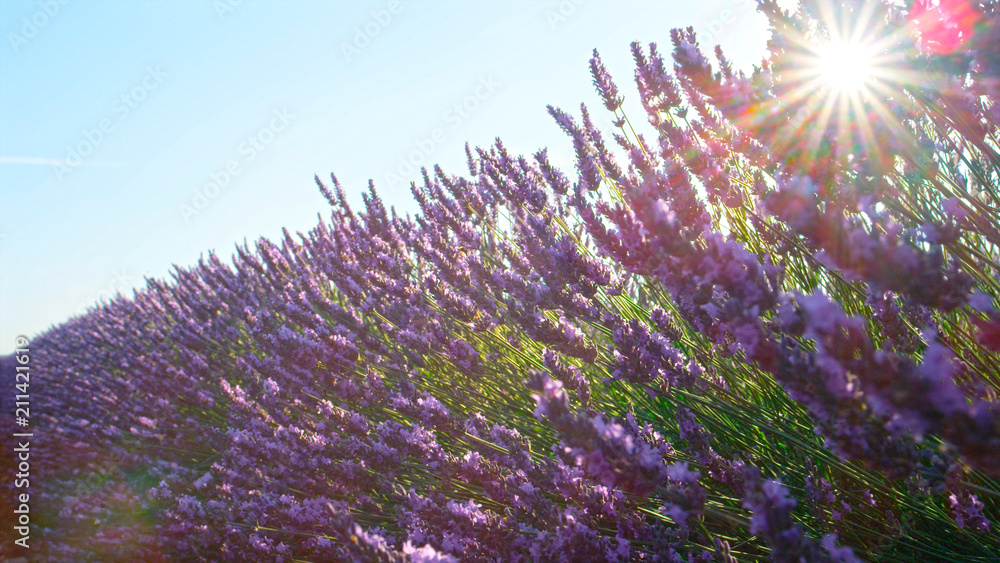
0 0 778 353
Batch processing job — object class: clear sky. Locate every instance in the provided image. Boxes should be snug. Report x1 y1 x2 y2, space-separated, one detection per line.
0 0 778 353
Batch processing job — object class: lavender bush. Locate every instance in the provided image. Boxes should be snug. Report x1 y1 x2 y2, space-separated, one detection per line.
3 1 998 561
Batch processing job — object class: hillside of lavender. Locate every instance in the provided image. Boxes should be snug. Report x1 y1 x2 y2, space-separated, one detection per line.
3 2 999 561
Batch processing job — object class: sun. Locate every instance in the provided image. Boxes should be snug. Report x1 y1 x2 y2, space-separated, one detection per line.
815 40 877 93
733 0 930 184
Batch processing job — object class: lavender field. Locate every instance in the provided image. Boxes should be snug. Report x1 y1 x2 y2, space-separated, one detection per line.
2 1 999 561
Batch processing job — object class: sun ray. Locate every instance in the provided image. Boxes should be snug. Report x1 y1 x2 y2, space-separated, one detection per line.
750 0 955 188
